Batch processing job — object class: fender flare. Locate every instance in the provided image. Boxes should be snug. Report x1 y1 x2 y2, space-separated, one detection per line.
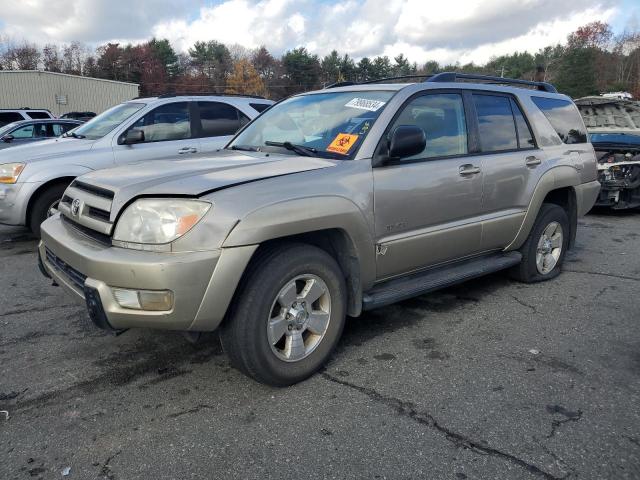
506 165 580 251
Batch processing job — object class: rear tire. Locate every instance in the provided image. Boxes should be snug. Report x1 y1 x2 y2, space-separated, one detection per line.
510 203 570 283
219 243 346 386
28 183 68 238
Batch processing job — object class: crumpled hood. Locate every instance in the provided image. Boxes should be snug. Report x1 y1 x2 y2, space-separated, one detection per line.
0 137 96 163
77 149 337 214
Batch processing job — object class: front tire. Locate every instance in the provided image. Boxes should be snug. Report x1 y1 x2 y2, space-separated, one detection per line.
220 243 347 386
510 203 570 283
28 183 68 238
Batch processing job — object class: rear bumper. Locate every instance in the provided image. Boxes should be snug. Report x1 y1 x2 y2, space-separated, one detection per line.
39 214 257 331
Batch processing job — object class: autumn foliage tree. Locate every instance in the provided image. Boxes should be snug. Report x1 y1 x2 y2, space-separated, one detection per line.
225 59 267 97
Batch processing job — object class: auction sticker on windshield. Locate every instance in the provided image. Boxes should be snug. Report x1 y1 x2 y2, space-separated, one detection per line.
345 98 386 112
327 133 359 155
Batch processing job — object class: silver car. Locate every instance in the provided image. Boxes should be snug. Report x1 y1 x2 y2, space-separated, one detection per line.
0 119 82 150
0 94 273 235
39 73 600 386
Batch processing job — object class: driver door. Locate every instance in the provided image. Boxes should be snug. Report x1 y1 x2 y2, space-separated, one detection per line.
373 92 484 279
113 102 200 164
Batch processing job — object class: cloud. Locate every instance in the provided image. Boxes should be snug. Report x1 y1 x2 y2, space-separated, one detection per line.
0 0 624 65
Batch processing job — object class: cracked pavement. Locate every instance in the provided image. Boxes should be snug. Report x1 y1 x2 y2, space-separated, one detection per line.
1 209 639 479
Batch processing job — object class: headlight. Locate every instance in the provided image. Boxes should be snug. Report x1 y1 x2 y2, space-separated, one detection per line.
0 163 25 184
113 199 211 247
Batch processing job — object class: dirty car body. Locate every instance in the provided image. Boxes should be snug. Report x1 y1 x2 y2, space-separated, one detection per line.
39 74 600 385
576 96 640 209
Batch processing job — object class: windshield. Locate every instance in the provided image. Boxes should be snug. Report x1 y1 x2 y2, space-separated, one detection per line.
0 122 20 137
71 103 145 140
228 90 395 158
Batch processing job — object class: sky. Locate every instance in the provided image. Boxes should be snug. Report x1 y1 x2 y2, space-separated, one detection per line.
0 0 638 65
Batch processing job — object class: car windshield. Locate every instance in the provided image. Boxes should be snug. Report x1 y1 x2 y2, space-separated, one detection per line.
0 122 20 137
228 90 395 159
70 103 145 140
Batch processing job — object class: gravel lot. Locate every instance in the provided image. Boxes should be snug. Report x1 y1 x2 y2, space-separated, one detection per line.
1 210 639 480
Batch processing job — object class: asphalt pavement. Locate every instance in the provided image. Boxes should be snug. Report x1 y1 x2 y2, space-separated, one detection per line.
1 209 639 479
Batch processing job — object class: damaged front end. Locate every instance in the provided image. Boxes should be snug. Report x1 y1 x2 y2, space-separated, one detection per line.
595 144 640 209
576 96 640 210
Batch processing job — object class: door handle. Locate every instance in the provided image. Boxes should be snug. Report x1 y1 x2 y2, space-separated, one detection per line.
525 156 541 167
459 164 481 176
178 147 197 154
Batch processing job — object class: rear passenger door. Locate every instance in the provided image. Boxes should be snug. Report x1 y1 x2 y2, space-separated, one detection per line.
195 101 250 153
471 93 544 251
373 91 485 279
113 102 200 164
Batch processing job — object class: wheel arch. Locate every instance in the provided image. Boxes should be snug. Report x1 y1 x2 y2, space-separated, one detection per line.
507 166 580 251
25 176 76 226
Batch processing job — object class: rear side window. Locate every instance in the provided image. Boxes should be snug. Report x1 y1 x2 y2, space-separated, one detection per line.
531 97 587 144
473 94 518 152
197 101 249 137
389 93 468 159
26 111 51 119
250 103 271 113
0 112 23 125
510 99 535 149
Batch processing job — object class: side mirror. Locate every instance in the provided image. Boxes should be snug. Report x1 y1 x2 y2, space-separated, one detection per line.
120 129 145 145
388 125 426 159
3 134 14 143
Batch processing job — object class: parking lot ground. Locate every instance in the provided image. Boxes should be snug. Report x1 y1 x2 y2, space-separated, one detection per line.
1 210 639 480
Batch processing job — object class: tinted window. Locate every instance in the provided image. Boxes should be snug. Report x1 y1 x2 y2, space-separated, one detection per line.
531 97 587 144
0 112 23 126
250 103 271 113
510 99 535 149
473 94 518 151
197 102 245 137
26 111 51 119
130 102 191 142
11 125 34 138
390 93 468 159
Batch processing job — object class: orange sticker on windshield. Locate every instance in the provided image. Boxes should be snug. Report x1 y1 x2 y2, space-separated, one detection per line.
326 133 359 155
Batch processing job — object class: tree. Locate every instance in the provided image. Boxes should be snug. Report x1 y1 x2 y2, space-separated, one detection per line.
42 44 62 72
555 47 599 97
356 57 373 81
281 47 320 94
226 59 267 96
1 42 40 70
370 56 392 79
147 38 179 77
188 40 232 87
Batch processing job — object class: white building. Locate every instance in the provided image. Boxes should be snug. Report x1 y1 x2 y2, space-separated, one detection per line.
0 70 139 116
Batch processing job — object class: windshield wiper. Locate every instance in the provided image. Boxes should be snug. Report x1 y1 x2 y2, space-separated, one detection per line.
264 141 317 157
63 131 86 139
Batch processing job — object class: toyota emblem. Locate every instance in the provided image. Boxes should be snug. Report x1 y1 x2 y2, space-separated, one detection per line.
71 198 81 216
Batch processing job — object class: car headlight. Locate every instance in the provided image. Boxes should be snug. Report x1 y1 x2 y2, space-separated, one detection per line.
0 163 25 184
112 199 211 248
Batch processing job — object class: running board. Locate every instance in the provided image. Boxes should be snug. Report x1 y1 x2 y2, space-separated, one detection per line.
362 252 522 311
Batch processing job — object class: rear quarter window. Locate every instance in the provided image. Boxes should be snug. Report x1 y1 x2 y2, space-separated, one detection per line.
0 112 24 125
26 111 52 119
250 103 272 113
531 97 587 144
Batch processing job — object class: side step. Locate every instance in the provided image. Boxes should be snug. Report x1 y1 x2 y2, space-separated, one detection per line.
362 251 522 311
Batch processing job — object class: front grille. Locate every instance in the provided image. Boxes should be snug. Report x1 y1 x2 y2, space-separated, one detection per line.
62 215 112 246
45 248 87 290
72 180 115 200
88 206 110 222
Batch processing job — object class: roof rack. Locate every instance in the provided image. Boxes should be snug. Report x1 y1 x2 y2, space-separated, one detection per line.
426 72 557 93
324 72 557 93
156 92 266 99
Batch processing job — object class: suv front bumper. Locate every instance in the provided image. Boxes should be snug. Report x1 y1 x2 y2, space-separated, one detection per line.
39 214 257 331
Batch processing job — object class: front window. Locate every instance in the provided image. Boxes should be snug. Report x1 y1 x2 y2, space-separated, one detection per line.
71 103 145 140
229 91 396 159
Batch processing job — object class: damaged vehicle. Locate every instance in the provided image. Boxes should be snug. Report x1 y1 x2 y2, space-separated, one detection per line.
38 73 599 386
576 96 640 209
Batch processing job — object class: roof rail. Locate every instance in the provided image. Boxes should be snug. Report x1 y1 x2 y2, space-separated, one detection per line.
324 75 433 88
156 92 266 99
426 72 557 93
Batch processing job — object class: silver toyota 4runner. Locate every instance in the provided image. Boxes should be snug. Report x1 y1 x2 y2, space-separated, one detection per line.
38 73 600 386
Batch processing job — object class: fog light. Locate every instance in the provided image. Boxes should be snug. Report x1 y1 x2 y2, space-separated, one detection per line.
112 288 173 311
